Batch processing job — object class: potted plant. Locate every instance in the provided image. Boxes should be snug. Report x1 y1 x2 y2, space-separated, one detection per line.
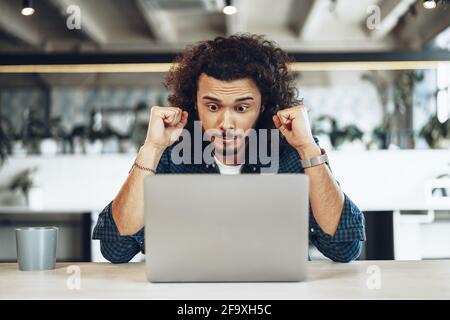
362 70 424 149
40 116 67 155
312 115 364 150
130 102 149 151
392 70 424 148
419 114 450 149
8 167 41 208
0 117 13 168
361 71 394 149
21 108 47 154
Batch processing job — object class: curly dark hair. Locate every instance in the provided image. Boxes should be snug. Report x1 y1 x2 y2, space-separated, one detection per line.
164 34 301 131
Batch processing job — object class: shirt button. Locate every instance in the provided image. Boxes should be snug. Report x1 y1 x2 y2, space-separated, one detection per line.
206 164 209 168
252 167 256 172
310 228 315 233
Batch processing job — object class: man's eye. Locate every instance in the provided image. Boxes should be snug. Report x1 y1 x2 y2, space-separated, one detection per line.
207 104 219 112
236 105 249 113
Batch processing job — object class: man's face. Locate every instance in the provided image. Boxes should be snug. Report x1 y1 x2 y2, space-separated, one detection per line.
196 73 262 157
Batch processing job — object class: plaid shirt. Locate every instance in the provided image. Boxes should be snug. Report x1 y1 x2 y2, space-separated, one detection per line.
93 137 366 263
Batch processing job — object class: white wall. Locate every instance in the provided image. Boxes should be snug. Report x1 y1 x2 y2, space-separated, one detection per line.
0 149 449 212
1 149 449 261
0 154 133 212
328 149 450 211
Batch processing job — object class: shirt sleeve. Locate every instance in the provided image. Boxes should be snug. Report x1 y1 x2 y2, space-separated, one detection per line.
91 148 172 263
309 193 366 262
92 202 145 264
299 136 366 262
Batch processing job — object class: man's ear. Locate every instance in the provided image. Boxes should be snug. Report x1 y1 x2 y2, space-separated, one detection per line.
261 104 265 113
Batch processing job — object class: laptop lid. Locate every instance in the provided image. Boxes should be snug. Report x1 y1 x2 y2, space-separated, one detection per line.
144 174 309 282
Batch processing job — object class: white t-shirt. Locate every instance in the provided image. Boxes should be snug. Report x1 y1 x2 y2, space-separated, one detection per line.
213 155 243 175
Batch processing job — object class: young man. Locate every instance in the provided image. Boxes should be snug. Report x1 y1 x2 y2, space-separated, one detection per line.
93 34 365 263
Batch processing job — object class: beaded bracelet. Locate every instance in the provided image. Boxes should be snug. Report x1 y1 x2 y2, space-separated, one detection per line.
129 161 156 174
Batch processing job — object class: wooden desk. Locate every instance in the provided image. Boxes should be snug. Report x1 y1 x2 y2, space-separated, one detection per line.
1 260 449 299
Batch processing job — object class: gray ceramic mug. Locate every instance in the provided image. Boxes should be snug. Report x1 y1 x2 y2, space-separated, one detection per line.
16 227 58 271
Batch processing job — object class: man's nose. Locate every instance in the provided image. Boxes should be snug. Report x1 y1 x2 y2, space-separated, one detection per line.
219 109 235 131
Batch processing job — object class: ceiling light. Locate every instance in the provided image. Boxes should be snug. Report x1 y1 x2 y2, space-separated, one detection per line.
223 0 237 15
21 0 35 16
423 0 437 9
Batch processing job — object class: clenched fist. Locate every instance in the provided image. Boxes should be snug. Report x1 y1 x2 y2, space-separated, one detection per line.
272 104 316 152
144 106 188 150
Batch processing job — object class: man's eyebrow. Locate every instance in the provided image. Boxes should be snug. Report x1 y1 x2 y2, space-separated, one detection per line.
202 95 221 102
201 95 254 102
235 96 254 102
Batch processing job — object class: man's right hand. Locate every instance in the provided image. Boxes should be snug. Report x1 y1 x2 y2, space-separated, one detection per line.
112 106 188 236
144 106 188 150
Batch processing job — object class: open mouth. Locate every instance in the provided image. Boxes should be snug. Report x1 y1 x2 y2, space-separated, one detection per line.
221 136 237 142
214 135 241 144
208 131 246 145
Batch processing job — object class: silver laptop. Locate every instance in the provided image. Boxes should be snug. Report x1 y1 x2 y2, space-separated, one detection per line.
144 174 309 282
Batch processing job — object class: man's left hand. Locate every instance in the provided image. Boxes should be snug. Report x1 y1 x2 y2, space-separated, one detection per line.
272 105 317 153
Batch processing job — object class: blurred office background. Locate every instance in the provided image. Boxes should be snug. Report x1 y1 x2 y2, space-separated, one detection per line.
0 0 449 262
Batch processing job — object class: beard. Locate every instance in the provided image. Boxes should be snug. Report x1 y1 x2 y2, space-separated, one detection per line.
210 134 247 164
202 125 257 165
